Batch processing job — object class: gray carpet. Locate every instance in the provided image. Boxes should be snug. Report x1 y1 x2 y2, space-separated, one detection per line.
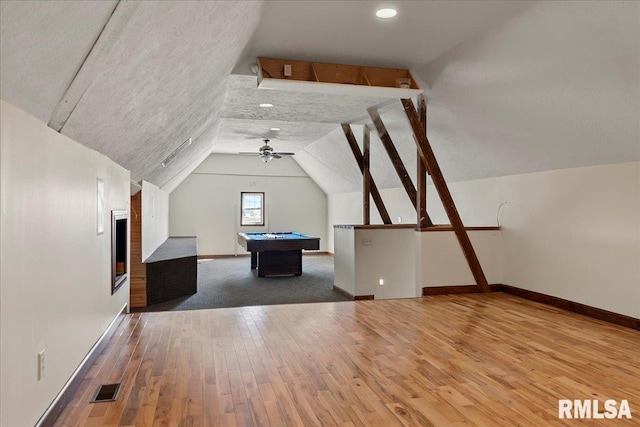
132 255 350 312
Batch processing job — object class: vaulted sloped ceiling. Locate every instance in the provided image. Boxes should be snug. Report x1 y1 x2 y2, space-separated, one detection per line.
2 1 637 196
283 1 640 194
412 0 640 182
0 0 119 123
1 0 264 189
0 0 530 194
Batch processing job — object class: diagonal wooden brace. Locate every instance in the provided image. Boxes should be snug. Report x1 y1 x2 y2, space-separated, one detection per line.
368 107 417 208
416 94 433 228
401 99 490 292
342 124 392 224
368 106 433 227
363 125 371 225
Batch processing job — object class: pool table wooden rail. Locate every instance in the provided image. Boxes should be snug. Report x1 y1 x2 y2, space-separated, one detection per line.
237 232 320 252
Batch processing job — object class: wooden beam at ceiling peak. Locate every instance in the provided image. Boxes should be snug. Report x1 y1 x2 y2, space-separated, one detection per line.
402 98 489 293
341 124 392 225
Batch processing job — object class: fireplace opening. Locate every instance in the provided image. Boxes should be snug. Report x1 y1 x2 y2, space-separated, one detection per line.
112 210 128 294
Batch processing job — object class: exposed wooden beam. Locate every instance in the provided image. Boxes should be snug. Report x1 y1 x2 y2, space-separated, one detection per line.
416 94 433 228
341 124 392 224
402 99 489 292
363 125 371 225
368 107 417 209
416 154 430 229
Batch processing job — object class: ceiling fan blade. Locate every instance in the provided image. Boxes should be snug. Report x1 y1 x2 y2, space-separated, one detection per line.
272 152 295 156
272 154 282 159
237 152 260 155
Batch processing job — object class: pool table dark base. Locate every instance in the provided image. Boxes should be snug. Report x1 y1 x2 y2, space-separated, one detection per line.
251 250 302 277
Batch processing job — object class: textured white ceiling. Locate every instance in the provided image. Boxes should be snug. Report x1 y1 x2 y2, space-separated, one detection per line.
274 1 640 193
219 75 390 124
1 0 263 189
0 0 529 192
1 1 637 197
413 0 640 181
210 74 391 155
0 0 118 123
61 1 263 186
233 0 530 74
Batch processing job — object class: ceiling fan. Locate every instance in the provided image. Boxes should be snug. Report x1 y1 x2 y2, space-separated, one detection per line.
238 139 294 163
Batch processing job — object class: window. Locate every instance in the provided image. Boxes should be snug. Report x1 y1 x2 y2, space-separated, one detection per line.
241 192 264 226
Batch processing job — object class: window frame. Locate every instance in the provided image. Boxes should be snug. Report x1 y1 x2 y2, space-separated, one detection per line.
240 192 265 226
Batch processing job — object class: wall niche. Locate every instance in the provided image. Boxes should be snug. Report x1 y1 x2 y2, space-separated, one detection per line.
111 210 128 294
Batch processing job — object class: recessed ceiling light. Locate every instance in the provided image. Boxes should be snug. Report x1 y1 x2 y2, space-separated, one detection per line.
259 103 273 108
270 127 281 131
376 8 397 19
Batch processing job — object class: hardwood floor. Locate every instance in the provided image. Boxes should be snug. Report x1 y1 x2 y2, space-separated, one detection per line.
54 294 640 426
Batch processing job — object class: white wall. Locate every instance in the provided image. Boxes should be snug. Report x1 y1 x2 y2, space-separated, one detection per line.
333 227 416 299
499 162 640 319
333 227 355 295
0 101 130 427
329 162 640 318
141 180 169 261
327 187 417 251
419 230 504 289
431 162 639 319
334 226 502 299
170 154 328 255
354 228 417 299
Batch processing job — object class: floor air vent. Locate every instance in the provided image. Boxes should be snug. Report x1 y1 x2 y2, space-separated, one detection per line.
90 383 121 403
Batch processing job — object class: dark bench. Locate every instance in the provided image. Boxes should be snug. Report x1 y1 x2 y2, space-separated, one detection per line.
145 237 197 305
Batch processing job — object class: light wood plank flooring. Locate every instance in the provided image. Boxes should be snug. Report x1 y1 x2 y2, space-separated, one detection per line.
55 293 640 426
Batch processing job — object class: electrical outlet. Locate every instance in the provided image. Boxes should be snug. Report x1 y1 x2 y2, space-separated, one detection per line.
379 278 385 286
283 64 292 77
38 350 46 380
397 216 402 223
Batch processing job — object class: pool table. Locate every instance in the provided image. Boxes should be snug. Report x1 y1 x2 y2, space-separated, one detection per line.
237 232 320 277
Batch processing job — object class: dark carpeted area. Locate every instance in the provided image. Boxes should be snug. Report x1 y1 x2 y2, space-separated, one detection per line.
132 254 350 312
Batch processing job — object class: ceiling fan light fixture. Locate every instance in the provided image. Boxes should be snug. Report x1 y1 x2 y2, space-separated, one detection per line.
376 8 397 19
261 154 274 163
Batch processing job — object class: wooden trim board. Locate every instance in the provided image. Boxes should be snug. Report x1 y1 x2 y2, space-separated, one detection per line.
422 284 639 330
333 224 499 231
198 252 330 260
500 284 640 330
422 285 502 295
354 295 375 301
129 192 146 308
418 226 500 232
